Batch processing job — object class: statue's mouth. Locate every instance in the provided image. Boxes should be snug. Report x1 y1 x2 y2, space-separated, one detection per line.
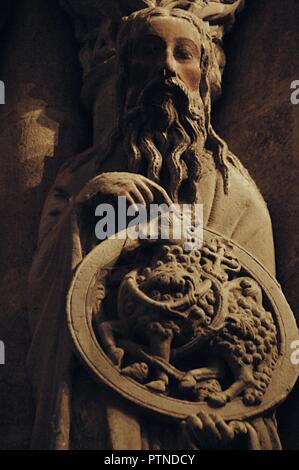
138 77 188 106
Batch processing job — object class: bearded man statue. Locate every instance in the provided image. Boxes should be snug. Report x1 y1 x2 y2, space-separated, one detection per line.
27 5 283 450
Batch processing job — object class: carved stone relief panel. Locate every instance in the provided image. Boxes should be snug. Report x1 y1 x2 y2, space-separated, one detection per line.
68 229 298 427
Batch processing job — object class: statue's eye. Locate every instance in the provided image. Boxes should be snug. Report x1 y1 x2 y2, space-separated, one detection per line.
174 46 193 61
132 36 163 59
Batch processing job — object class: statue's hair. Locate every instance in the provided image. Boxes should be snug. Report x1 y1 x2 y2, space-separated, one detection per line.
116 6 238 193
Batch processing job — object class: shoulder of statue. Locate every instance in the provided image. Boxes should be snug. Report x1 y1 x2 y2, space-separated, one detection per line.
226 151 270 214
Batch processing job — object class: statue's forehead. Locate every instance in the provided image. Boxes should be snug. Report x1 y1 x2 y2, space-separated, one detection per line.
132 16 202 47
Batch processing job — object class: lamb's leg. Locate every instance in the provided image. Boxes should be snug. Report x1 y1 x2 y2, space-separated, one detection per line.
146 322 174 393
179 364 224 392
97 320 124 367
208 365 254 407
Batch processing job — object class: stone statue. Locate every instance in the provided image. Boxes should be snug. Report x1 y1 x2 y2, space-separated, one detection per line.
28 1 298 450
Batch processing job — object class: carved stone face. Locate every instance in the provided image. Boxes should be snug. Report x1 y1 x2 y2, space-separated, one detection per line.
128 16 202 107
120 14 207 203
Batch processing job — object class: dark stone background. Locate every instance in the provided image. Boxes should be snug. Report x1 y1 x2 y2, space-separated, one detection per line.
0 0 298 449
0 0 89 449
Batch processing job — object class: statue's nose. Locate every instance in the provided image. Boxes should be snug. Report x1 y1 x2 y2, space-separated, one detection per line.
161 67 176 80
160 51 176 79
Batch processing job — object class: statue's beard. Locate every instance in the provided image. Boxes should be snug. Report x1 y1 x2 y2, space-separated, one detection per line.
121 77 207 203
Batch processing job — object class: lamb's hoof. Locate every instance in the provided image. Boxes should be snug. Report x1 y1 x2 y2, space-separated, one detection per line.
179 373 197 391
208 392 229 407
110 347 124 367
121 362 149 383
146 380 167 393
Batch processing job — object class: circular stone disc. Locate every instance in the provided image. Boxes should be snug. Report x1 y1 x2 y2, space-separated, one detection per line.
67 228 299 422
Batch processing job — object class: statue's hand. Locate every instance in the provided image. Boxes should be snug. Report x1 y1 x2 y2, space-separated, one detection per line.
183 411 248 450
75 172 173 209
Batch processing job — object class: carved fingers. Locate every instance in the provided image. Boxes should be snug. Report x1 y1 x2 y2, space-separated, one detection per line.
183 412 248 450
143 179 173 206
75 172 173 208
117 174 173 208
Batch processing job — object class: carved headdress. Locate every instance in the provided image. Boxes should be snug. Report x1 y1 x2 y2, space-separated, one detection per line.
60 0 245 97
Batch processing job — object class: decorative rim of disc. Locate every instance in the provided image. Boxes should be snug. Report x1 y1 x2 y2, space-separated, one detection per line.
67 228 299 421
